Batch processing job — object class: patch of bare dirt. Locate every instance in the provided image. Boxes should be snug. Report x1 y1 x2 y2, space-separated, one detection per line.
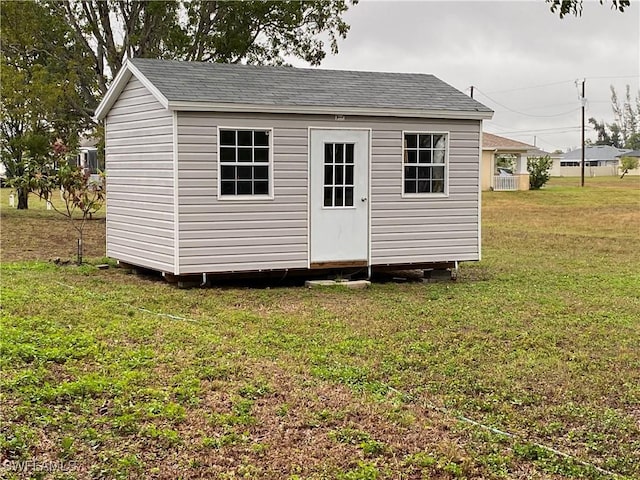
1 212 106 262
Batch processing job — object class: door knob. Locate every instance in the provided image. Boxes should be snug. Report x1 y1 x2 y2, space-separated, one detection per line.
361 197 367 202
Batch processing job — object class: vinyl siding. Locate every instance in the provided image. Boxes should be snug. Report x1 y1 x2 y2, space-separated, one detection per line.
369 120 481 264
176 112 480 273
105 77 175 272
177 113 308 273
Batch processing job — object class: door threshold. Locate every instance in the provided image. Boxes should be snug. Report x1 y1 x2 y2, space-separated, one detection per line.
310 260 368 269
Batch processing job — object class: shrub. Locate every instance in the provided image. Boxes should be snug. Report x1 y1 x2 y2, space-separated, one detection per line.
619 156 639 178
527 155 553 189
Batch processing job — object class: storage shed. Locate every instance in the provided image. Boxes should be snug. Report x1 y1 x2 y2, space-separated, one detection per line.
95 59 493 278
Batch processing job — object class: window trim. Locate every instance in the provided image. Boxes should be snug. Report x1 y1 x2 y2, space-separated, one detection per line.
401 130 450 198
216 126 275 201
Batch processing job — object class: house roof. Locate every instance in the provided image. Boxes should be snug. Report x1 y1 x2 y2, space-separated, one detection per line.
562 145 631 161
95 59 493 121
482 132 535 151
528 147 558 158
619 149 640 158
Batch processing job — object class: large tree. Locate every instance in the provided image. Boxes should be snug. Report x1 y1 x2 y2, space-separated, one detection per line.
48 0 354 121
0 1 93 209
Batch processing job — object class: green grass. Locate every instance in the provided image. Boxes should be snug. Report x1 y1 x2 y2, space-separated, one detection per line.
1 176 639 479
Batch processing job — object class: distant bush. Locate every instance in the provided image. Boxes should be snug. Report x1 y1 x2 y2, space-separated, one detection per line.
527 155 553 190
619 156 639 178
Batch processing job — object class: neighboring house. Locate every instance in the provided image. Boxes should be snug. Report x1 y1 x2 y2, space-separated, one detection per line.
615 149 640 176
481 133 536 191
95 59 493 278
71 147 99 174
552 145 631 177
64 137 101 178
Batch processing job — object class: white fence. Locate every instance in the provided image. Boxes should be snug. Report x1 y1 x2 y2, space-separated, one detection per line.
493 175 518 191
550 165 640 177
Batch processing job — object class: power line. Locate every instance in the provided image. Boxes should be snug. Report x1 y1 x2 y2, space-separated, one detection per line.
487 127 581 135
485 123 581 133
475 88 580 118
586 75 640 81
484 79 575 95
482 75 638 96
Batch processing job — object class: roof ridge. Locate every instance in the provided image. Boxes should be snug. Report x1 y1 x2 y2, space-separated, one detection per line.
129 57 439 79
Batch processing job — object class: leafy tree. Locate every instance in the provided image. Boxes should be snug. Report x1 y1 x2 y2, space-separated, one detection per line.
588 86 640 149
547 0 630 17
31 142 106 264
527 155 553 189
48 0 356 119
619 156 639 179
0 1 93 209
588 117 625 148
625 133 640 150
611 85 640 146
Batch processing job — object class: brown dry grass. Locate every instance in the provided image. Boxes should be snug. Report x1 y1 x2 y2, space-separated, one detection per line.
0 189 106 262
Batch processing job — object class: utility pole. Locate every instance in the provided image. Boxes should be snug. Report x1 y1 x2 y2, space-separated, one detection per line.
581 79 585 187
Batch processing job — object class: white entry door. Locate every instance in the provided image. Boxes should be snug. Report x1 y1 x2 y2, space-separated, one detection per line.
309 129 370 267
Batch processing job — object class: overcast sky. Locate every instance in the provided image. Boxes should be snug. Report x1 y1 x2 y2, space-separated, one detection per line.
291 0 640 152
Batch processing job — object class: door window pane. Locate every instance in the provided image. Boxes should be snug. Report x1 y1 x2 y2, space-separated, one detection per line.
334 187 344 207
335 164 344 185
345 187 354 207
324 165 333 185
325 143 334 163
345 144 354 163
345 165 354 185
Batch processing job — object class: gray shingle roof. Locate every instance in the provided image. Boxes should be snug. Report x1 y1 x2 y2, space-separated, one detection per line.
621 149 640 157
130 58 492 115
562 145 631 161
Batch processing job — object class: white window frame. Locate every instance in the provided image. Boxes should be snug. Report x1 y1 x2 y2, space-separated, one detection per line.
321 141 357 210
217 126 274 200
401 130 449 198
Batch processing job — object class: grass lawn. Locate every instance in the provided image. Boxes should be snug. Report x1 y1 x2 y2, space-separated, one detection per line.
1 177 639 479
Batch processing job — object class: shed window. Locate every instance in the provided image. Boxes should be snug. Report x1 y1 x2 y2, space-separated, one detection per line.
403 133 447 195
219 129 271 196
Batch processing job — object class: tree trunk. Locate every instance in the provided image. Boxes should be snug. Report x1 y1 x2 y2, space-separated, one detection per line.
77 236 83 265
16 187 29 210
